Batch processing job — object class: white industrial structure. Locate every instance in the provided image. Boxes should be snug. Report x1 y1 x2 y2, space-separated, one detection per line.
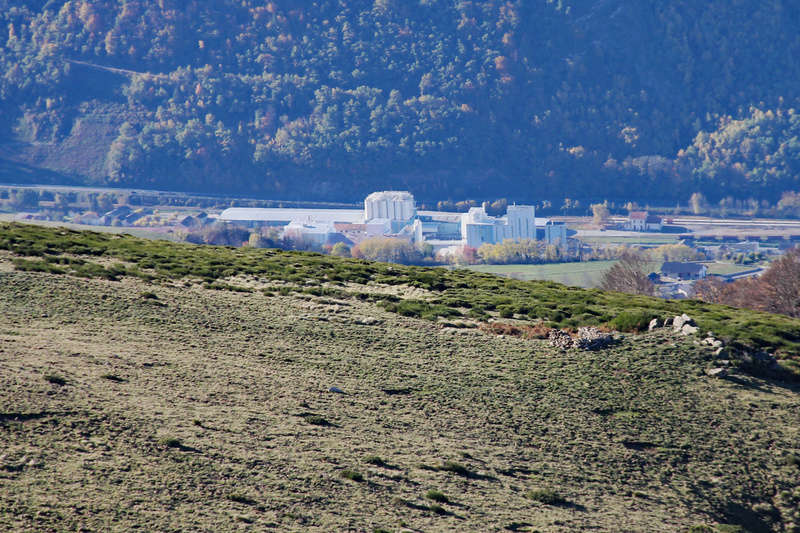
459 205 538 248
506 205 537 240
364 191 416 222
220 191 566 250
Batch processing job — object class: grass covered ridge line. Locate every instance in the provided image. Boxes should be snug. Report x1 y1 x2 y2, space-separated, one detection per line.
1 222 799 375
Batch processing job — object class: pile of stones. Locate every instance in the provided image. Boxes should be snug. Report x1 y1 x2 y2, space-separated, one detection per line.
548 329 574 350
574 326 615 351
548 326 615 351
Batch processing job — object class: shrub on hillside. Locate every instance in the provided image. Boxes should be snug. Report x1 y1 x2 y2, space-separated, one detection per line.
525 488 566 506
610 311 656 332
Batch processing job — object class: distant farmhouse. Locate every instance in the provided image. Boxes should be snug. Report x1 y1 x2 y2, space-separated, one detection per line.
219 191 567 251
624 211 662 232
661 261 708 281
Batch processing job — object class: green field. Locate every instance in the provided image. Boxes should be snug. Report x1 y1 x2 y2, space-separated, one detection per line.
468 261 768 287
705 262 766 276
465 261 618 288
577 235 681 246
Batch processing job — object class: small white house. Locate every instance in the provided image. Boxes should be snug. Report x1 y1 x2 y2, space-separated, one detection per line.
625 211 662 232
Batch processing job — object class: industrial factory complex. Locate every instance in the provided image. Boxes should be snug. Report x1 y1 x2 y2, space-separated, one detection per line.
219 191 567 252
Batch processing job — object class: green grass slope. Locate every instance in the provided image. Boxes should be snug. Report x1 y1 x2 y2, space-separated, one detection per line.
1 223 799 378
1 245 799 531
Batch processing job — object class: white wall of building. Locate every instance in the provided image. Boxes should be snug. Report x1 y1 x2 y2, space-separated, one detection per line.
460 206 538 248
506 205 536 240
544 222 567 247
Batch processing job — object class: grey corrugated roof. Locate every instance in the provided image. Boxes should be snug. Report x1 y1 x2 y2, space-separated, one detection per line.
219 208 363 224
661 262 706 274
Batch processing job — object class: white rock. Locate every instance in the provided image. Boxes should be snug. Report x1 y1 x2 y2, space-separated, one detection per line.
681 324 699 336
674 314 695 332
706 367 728 377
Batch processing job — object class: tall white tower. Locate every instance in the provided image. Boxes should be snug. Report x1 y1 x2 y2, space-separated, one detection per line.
506 205 536 240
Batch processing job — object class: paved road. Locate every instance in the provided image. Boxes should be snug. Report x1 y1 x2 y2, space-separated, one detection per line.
609 215 800 228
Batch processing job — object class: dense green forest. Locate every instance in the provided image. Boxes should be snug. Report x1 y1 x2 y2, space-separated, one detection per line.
1 0 800 202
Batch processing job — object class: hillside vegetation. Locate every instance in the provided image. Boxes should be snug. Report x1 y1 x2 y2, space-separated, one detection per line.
1 226 800 531
1 222 799 378
2 1 800 201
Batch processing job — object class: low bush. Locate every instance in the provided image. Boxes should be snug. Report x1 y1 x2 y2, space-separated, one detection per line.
609 310 656 332
13 258 65 275
44 374 66 386
525 488 566 506
158 437 182 448
303 414 330 426
439 461 472 477
479 322 554 339
498 306 515 318
227 493 257 506
340 469 364 482
204 283 253 292
783 454 800 468
383 300 462 321
365 456 387 467
425 490 449 503
428 503 448 515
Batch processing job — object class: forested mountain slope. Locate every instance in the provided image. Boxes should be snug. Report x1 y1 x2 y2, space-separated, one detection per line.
1 0 799 202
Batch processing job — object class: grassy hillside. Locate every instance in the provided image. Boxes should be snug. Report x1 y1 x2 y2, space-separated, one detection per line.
0 225 799 531
1 223 799 378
